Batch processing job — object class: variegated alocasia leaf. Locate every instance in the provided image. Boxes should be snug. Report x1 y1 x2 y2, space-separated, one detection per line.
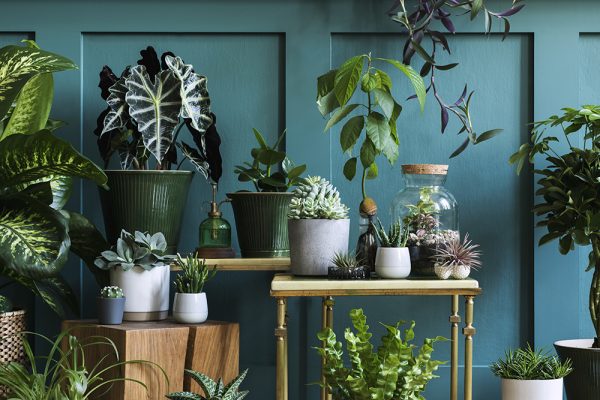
102 71 130 135
165 55 212 134
125 65 181 164
0 43 77 121
0 129 107 190
0 73 53 140
0 194 69 279
176 141 209 179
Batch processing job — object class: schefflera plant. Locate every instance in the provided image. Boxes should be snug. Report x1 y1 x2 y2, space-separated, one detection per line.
96 46 222 183
288 176 349 220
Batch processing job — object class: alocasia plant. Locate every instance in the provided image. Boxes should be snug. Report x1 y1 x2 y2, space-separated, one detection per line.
96 46 222 183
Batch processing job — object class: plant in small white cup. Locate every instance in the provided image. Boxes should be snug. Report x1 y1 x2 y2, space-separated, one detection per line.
433 233 481 280
491 345 572 400
97 286 125 325
373 219 411 279
95 230 173 321
173 254 217 324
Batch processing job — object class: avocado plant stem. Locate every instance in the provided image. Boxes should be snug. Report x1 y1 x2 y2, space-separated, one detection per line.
361 168 367 200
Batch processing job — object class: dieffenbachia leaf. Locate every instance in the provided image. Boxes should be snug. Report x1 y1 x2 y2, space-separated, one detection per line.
0 73 53 140
67 211 110 288
176 141 209 179
125 65 182 164
0 43 77 121
8 174 72 210
0 129 107 189
165 55 213 134
102 72 130 135
0 193 69 279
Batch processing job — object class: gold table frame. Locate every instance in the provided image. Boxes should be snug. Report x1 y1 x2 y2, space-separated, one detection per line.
270 274 482 400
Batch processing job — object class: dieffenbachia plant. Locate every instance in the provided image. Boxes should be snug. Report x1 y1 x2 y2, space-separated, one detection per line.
0 41 110 316
96 46 223 183
317 53 426 204
387 0 525 157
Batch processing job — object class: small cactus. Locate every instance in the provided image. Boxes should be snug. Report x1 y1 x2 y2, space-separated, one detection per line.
0 295 12 313
100 286 124 299
289 176 349 220
372 218 409 248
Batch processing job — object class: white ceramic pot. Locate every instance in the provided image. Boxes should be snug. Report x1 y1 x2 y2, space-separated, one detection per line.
501 378 563 400
375 247 411 279
173 292 208 324
110 265 169 321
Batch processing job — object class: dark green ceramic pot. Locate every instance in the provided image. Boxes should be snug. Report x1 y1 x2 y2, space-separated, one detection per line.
227 192 292 258
99 170 193 253
555 339 600 399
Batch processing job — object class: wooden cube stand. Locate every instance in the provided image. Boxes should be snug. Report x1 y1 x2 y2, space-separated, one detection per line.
62 319 239 400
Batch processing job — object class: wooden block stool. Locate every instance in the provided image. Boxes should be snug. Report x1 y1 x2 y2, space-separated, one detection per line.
63 319 239 400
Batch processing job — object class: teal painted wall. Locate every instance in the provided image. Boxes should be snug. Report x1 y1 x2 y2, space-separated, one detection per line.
1 1 597 399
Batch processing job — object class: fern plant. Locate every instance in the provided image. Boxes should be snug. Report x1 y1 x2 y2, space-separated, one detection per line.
372 218 409 247
316 309 446 400
166 368 249 400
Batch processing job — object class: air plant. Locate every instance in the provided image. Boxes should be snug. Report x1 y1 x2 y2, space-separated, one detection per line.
433 233 481 279
372 219 409 248
329 252 369 280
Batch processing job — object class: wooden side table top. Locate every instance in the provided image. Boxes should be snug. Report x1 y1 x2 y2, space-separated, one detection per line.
170 257 290 272
270 273 482 297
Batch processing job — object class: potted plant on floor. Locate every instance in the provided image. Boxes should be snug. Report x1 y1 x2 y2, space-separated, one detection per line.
510 105 600 398
95 230 173 321
490 345 572 400
97 286 125 325
316 308 446 399
230 129 306 257
95 46 223 253
167 368 249 400
433 233 482 280
172 254 217 324
287 176 350 275
372 219 411 279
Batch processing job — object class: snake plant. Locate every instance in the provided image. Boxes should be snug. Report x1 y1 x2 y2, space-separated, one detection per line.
0 40 109 316
167 368 249 400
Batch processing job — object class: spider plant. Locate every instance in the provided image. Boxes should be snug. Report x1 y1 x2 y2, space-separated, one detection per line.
490 344 572 380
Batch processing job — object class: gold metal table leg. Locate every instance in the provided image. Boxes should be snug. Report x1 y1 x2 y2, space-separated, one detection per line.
463 296 476 400
450 295 460 400
275 298 288 400
321 296 334 400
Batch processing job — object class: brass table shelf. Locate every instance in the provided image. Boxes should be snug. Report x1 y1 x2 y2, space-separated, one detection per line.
270 273 483 400
170 257 290 272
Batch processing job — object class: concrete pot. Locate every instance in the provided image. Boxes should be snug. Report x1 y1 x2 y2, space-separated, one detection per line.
555 339 600 399
289 219 350 276
110 265 170 321
501 378 563 400
375 247 411 279
97 297 125 325
173 292 208 324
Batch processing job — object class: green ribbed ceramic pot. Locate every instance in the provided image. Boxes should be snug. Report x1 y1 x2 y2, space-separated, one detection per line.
227 192 292 258
555 339 600 399
99 170 193 253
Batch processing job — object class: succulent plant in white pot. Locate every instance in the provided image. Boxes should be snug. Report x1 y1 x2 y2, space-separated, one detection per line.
373 219 411 279
288 176 350 275
433 234 481 280
173 254 217 324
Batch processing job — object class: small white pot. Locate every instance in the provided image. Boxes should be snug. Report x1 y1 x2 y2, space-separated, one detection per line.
110 265 170 321
501 378 563 400
375 247 411 279
173 292 208 324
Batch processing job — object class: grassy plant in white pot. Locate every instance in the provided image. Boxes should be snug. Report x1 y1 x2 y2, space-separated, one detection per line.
372 219 411 278
95 230 173 321
173 254 217 324
288 176 350 276
491 345 572 400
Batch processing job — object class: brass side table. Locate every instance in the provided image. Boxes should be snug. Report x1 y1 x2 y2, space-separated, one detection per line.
270 274 482 400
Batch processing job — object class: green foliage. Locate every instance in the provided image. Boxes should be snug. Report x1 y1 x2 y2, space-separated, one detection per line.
94 230 173 272
316 309 446 400
288 176 349 220
234 129 306 192
402 188 439 234
0 330 167 399
317 53 425 198
331 252 364 272
0 41 108 317
100 286 124 299
174 254 217 294
510 105 600 338
0 294 12 313
490 345 572 380
166 368 249 400
372 218 408 248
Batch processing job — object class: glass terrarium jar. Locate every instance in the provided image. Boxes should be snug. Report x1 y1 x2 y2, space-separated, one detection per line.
390 164 459 276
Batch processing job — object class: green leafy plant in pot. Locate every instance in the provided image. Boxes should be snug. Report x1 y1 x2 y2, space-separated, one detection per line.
96 46 223 253
372 219 411 279
490 345 572 400
229 129 306 257
95 230 173 321
172 254 217 324
510 105 600 398
288 176 350 276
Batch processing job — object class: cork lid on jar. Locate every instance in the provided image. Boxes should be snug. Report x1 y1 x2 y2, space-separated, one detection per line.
401 164 448 175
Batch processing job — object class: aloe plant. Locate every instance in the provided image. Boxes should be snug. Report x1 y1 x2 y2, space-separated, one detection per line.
166 368 249 400
96 46 222 183
0 41 109 316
